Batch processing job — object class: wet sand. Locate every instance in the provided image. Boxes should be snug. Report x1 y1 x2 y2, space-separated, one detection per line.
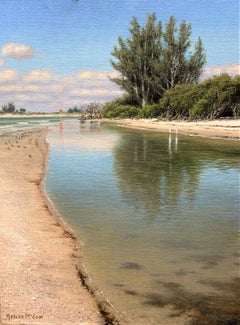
104 118 239 140
0 129 121 325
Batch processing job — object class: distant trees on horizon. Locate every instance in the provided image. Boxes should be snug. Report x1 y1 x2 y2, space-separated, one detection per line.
67 102 103 118
0 102 26 114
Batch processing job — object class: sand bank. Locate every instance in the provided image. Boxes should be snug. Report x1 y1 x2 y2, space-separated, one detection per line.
0 129 122 325
104 118 239 140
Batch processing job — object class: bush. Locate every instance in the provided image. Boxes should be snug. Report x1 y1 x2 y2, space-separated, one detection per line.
158 84 202 119
158 74 240 120
104 105 140 118
102 95 140 118
139 104 160 118
190 98 210 119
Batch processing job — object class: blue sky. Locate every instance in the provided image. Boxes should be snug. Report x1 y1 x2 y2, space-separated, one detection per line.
0 0 239 111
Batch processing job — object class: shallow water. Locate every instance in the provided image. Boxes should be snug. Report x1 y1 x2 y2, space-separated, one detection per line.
0 116 78 135
45 120 239 324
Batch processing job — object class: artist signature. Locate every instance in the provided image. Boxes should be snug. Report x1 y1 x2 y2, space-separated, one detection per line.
5 313 44 321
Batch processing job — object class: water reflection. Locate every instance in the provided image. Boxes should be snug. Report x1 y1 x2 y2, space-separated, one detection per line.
113 127 240 219
113 130 202 216
59 120 63 135
79 120 101 134
168 129 178 154
50 120 119 150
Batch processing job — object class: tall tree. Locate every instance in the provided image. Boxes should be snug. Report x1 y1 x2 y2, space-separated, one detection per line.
111 14 163 108
111 14 206 108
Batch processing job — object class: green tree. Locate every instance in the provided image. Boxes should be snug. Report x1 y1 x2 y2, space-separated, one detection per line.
1 102 16 113
111 14 206 108
67 106 81 113
162 17 206 88
19 108 26 113
111 14 163 108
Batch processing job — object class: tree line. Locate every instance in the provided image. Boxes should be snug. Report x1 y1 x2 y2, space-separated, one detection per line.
0 102 26 114
102 14 239 119
67 102 103 118
103 74 240 119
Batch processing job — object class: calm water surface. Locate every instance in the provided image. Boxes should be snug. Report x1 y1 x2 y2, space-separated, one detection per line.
45 120 239 325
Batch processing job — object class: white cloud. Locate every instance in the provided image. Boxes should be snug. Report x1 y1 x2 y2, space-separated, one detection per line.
70 88 121 97
77 71 106 80
24 70 53 82
76 70 119 80
201 63 240 80
2 43 35 60
0 69 18 81
0 59 6 66
0 84 41 93
0 69 123 112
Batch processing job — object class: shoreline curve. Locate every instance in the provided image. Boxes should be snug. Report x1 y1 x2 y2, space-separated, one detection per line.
41 130 124 325
0 128 124 325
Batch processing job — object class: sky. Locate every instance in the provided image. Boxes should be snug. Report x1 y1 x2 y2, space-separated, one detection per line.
0 0 239 112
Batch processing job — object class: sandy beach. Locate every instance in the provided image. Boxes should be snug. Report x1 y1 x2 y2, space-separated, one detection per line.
104 118 240 140
0 129 122 325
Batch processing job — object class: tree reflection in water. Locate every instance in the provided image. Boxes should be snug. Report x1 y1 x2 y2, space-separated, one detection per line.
113 129 203 216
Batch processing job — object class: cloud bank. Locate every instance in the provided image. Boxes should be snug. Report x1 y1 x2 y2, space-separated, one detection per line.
0 63 238 112
0 69 123 112
201 63 240 80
